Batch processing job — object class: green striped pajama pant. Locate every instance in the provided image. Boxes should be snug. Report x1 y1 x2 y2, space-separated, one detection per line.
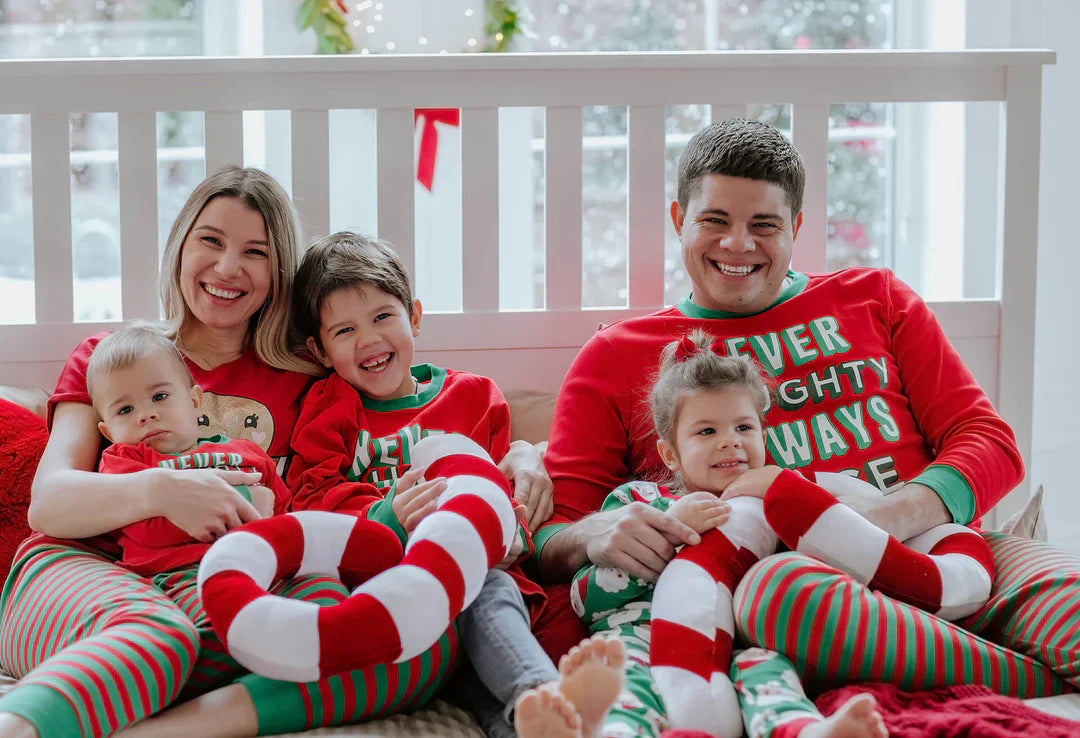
734 532 1080 699
0 537 458 737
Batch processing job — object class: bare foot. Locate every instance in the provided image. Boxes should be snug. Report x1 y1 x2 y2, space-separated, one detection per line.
515 689 583 738
0 712 39 738
799 694 888 738
556 635 626 738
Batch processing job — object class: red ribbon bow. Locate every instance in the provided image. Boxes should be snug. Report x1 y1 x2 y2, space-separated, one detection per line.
674 336 699 362
414 108 461 191
674 335 727 362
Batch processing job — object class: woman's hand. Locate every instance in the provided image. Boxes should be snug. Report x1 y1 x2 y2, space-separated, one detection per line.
720 465 786 501
392 466 448 535
149 467 264 543
499 440 554 531
667 492 731 535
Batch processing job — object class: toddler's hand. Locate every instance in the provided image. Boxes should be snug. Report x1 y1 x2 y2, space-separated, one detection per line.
720 465 785 501
667 491 731 535
392 466 448 535
247 483 276 519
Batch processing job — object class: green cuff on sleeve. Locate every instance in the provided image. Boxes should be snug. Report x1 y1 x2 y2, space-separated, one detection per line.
910 464 976 525
366 492 408 546
232 484 253 503
526 521 569 580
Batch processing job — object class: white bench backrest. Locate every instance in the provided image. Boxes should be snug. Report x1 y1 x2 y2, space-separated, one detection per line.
0 50 1053 522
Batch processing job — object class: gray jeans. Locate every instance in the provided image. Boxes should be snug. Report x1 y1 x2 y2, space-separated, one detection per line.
456 568 559 738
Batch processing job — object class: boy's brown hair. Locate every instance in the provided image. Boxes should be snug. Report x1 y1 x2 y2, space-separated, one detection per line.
292 231 413 349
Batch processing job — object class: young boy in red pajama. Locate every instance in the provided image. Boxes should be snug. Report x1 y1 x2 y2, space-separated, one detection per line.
288 232 625 738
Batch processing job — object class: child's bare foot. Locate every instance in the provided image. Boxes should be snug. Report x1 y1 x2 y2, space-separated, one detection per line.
515 688 583 738
799 694 887 738
556 635 626 738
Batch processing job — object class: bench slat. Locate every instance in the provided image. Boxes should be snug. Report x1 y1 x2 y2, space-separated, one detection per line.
628 105 666 308
544 106 583 310
291 109 331 240
461 107 500 313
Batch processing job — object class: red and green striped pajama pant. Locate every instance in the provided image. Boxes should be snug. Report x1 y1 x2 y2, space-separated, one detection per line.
0 537 458 737
734 531 1080 699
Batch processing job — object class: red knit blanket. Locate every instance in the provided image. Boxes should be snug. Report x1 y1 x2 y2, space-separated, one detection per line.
662 682 1080 738
0 399 45 580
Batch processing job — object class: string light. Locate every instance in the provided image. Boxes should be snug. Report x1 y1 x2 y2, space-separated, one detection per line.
464 8 474 16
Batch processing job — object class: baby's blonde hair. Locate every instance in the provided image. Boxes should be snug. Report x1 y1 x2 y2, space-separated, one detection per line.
649 328 771 451
87 322 193 410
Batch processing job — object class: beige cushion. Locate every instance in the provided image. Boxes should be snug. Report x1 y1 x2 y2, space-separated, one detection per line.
998 485 1047 541
506 389 557 445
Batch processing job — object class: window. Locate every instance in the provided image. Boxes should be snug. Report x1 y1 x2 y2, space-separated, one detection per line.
0 0 202 323
0 0 970 324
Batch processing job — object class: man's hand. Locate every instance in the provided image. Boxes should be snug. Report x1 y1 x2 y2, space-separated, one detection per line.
833 482 951 542
247 484 276 519
583 502 702 581
720 465 786 501
499 440 554 532
392 466 448 535
667 492 731 534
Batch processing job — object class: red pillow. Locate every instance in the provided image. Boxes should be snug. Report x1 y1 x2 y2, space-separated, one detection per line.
0 400 46 580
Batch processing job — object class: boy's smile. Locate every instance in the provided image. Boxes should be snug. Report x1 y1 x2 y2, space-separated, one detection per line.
309 284 423 402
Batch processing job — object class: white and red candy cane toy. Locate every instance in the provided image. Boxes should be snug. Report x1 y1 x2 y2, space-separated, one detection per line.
650 496 778 738
765 469 995 621
197 433 518 682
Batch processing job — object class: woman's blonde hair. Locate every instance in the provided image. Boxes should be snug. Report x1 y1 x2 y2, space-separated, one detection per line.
159 166 318 375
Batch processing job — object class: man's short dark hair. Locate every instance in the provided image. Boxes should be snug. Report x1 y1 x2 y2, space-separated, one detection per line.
676 118 805 218
292 232 413 348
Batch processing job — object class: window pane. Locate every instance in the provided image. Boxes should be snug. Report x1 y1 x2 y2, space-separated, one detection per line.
527 0 897 307
70 113 121 323
415 109 462 313
583 106 628 308
498 107 544 311
0 115 33 325
158 112 205 268
827 103 892 272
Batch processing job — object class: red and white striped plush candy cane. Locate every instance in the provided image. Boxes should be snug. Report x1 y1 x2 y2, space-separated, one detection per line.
198 433 517 682
650 495 778 738
764 469 995 620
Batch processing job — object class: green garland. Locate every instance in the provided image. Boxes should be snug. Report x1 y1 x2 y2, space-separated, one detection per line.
296 0 353 55
484 0 525 53
296 0 524 55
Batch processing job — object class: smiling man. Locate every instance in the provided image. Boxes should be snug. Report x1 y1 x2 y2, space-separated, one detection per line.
530 119 1080 737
